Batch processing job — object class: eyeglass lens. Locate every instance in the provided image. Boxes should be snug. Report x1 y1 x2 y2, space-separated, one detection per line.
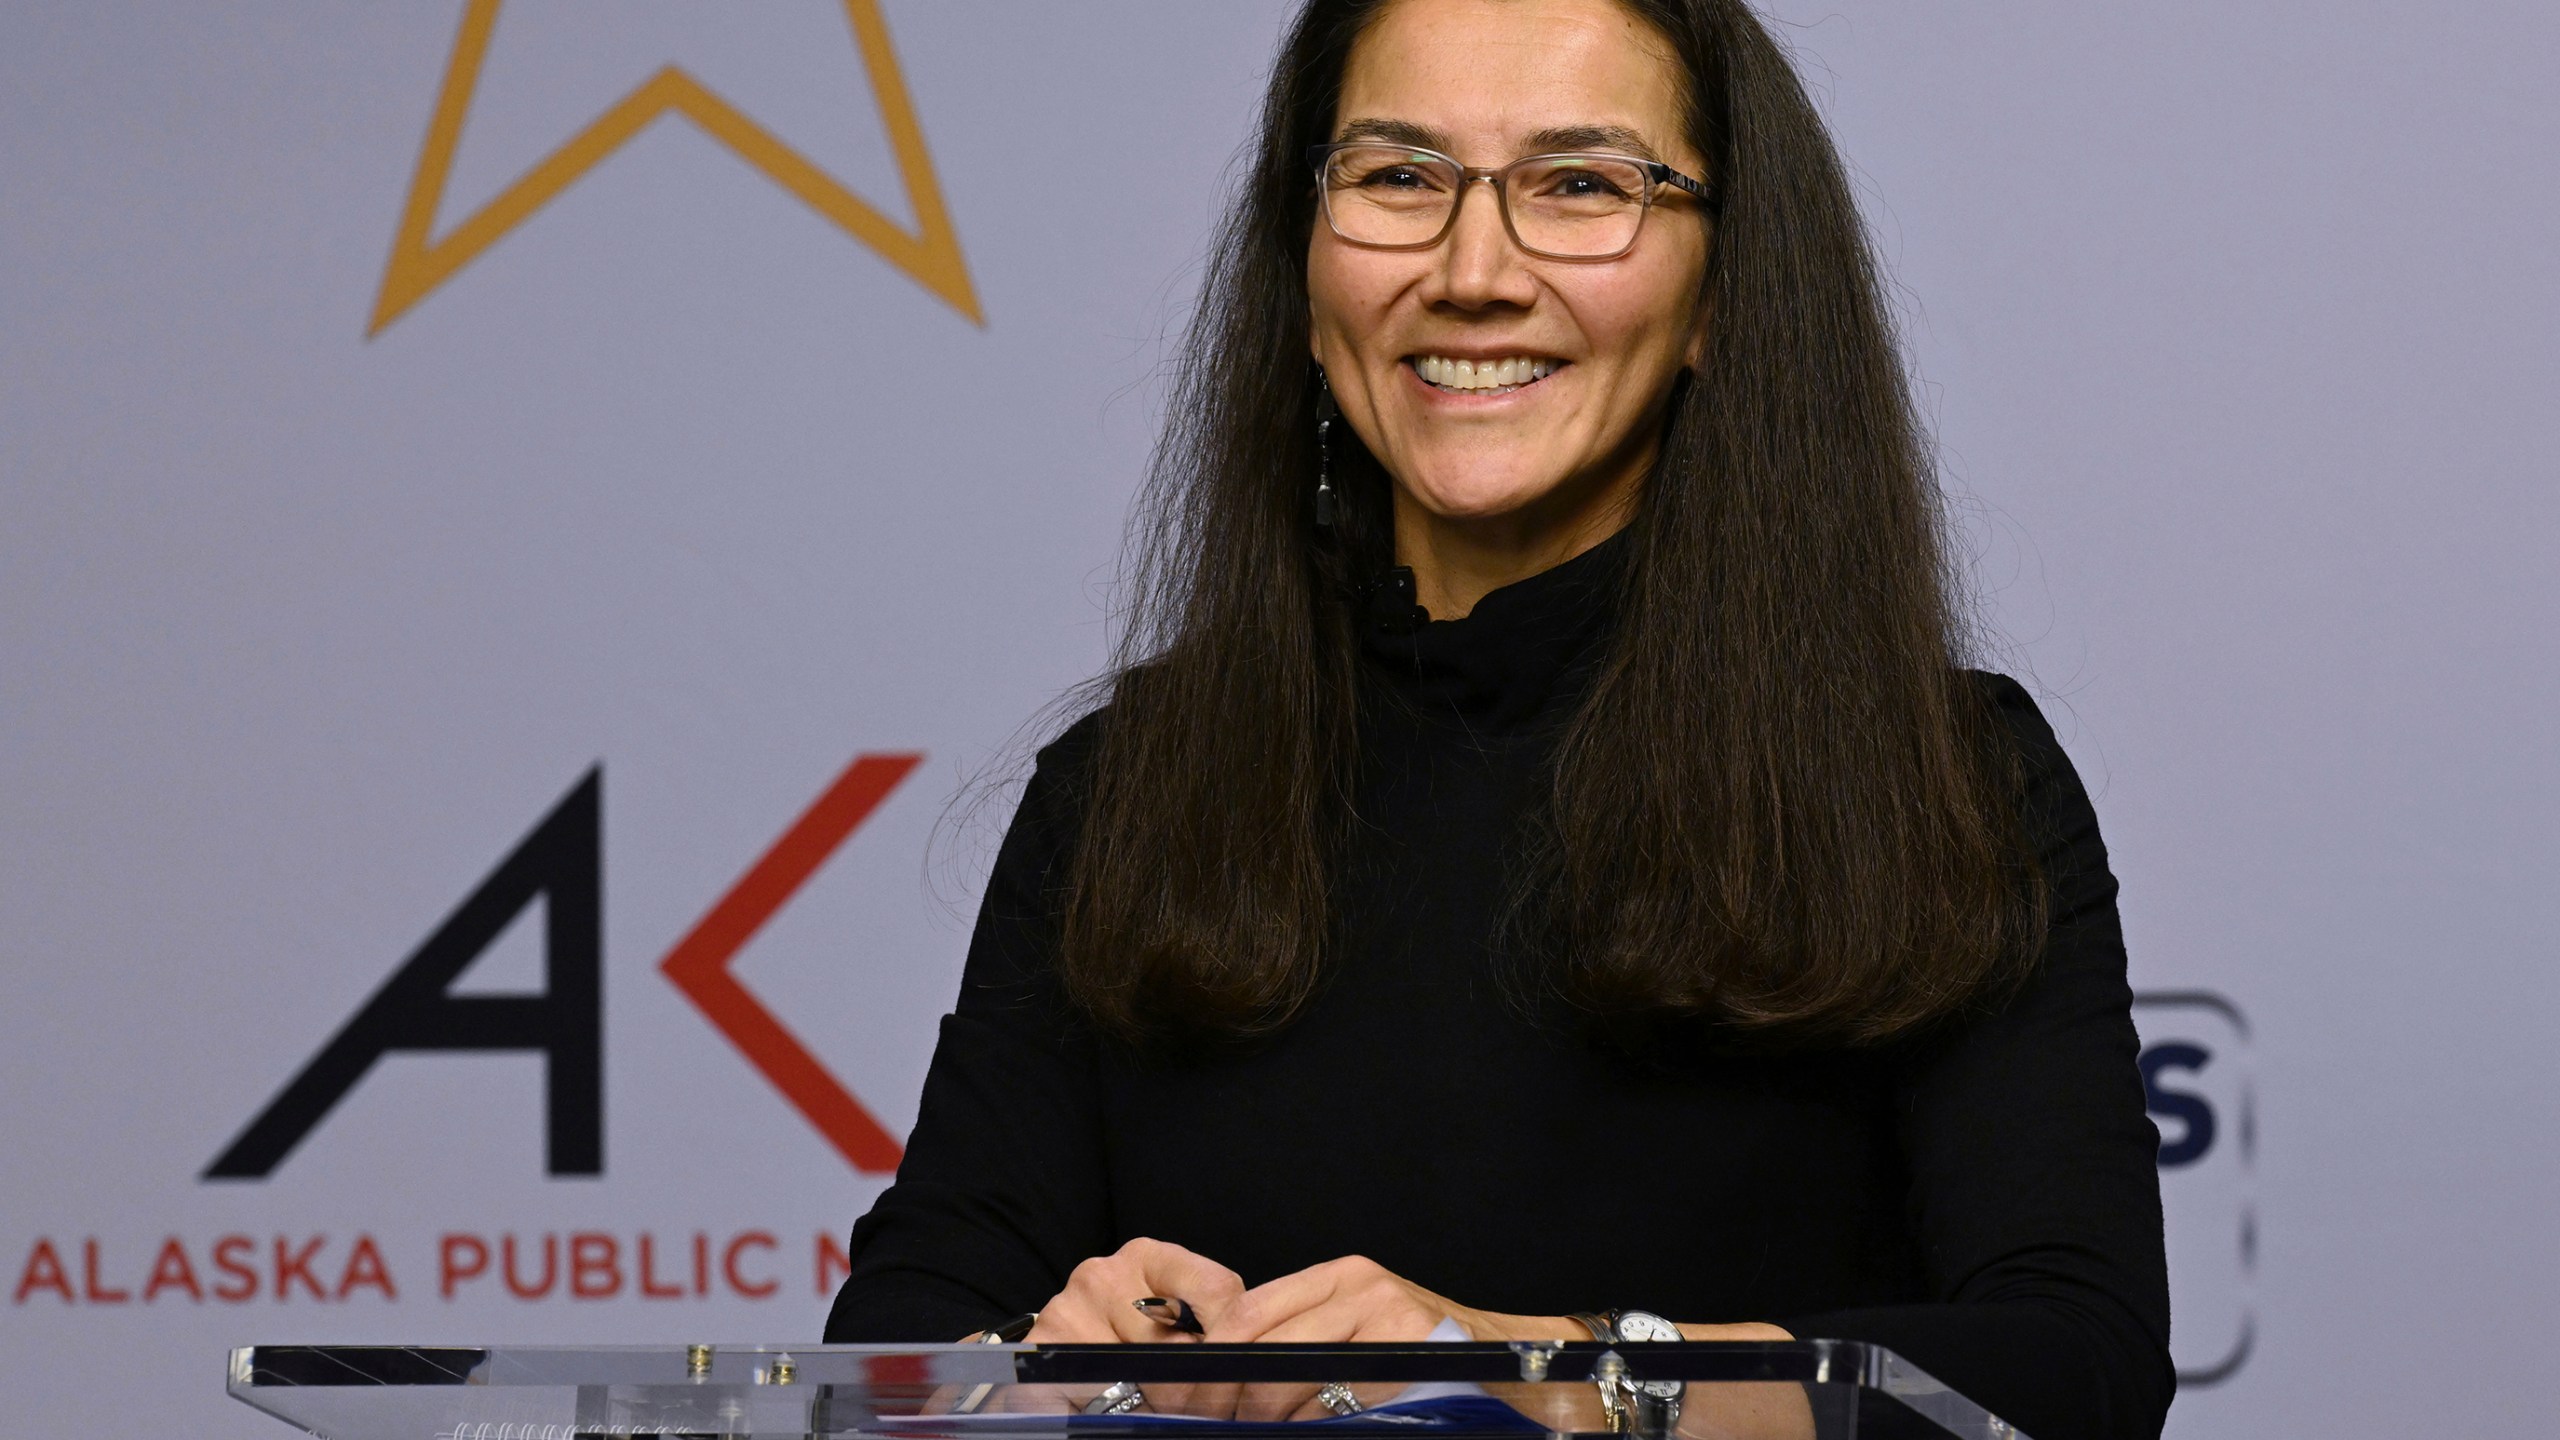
1320 146 1655 258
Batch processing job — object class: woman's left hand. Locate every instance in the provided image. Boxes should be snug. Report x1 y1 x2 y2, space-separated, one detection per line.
1198 1255 1801 1427
1199 1255 1556 1420
1209 1254 1501 1344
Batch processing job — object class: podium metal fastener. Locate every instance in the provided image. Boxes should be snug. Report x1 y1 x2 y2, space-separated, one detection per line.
765 1353 796 1385
1511 1340 1560 1381
687 1344 714 1379
1592 1351 1629 1434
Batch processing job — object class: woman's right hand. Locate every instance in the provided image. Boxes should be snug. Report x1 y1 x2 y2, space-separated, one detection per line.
1007 1238 1245 1419
1026 1236 1245 1344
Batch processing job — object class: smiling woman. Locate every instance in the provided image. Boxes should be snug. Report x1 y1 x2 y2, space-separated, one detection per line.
825 4 2173 1440
1308 0 1716 614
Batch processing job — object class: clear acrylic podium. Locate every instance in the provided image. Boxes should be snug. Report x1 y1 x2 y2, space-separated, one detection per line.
228 1340 2026 1440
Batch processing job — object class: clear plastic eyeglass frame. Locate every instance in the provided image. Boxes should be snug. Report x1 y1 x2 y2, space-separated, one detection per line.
1308 142 1721 262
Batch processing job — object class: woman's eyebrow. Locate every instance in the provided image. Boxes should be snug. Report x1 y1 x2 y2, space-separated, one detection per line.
1522 124 1664 162
1331 118 1667 164
1333 117 1451 150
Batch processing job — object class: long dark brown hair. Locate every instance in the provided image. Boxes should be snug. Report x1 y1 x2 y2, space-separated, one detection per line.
1060 0 2039 1049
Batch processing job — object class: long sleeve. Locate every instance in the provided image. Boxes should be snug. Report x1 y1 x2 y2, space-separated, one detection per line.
823 718 1110 1342
1780 676 2175 1440
824 654 2176 1438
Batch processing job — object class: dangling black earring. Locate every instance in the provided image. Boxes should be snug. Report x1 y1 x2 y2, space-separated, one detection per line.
1314 373 1340 529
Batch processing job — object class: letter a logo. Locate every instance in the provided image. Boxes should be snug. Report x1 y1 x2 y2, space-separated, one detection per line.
204 770 604 1179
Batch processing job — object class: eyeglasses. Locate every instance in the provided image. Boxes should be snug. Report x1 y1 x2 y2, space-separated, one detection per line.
1309 142 1718 261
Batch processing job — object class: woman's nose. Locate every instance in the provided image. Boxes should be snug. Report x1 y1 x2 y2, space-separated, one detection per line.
1428 178 1537 310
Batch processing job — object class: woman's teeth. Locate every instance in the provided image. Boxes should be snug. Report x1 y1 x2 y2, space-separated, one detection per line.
1413 356 1561 394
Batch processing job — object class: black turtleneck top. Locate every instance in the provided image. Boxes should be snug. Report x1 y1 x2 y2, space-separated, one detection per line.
826 541 2174 1440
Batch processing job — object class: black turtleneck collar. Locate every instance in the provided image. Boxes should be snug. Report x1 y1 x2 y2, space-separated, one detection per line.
1356 527 1627 735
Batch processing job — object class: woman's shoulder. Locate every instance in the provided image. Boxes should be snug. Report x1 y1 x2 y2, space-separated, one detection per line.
1959 670 2116 919
950 708 1112 1002
1963 669 2086 803
1031 704 1109 774
1964 668 2058 747
988 701 1114 882
1021 704 1108 817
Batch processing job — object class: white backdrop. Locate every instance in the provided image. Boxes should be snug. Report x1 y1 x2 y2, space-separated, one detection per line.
4 3 2554 1436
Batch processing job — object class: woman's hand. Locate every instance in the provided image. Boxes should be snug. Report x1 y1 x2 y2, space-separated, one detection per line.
1204 1254 1516 1346
1201 1255 1804 1427
1198 1255 1565 1420
1014 1246 1807 1432
1025 1236 1245 1344
993 1237 1247 1419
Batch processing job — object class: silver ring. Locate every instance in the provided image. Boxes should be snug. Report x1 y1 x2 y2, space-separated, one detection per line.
1082 1380 1146 1416
1316 1382 1364 1416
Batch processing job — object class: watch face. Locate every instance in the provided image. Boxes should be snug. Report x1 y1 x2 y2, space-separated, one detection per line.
1617 1310 1682 1343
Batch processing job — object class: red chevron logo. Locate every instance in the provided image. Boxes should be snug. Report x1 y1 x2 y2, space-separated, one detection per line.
659 753 923 1173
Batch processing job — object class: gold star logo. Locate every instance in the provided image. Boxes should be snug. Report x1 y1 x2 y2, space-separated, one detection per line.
369 0 980 335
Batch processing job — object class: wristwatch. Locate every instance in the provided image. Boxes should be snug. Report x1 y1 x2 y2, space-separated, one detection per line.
1570 1309 1684 1434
